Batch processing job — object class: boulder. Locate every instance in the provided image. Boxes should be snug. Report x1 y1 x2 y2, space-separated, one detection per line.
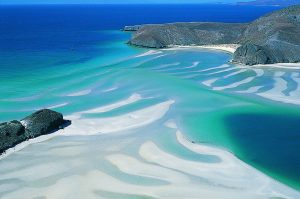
0 120 25 154
0 109 69 154
21 109 65 138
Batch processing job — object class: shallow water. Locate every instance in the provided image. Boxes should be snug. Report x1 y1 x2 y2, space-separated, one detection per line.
1 45 300 198
1 4 300 199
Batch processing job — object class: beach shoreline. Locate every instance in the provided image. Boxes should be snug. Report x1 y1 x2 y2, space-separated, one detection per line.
164 44 240 54
162 45 300 69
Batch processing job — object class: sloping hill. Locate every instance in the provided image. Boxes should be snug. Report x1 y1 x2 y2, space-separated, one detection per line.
127 5 300 65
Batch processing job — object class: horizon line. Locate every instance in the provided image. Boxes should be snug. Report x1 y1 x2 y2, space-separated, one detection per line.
0 2 236 6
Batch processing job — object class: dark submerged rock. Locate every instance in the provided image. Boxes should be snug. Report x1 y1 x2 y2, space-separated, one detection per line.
0 109 70 154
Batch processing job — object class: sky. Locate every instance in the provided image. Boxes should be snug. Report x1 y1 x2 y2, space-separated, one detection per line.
0 0 248 5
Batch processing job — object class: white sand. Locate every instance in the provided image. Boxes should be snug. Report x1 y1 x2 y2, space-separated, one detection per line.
2 105 300 198
224 68 247 78
165 44 240 54
47 102 69 109
165 45 300 69
0 131 62 160
196 44 240 54
256 72 300 105
205 67 235 75
197 64 230 72
202 78 218 87
134 50 162 58
0 96 174 159
236 86 264 94
66 89 92 97
107 154 190 184
254 62 300 69
63 99 174 135
101 86 118 93
184 61 200 69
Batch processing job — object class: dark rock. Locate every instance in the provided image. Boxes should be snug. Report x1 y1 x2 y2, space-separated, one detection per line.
233 43 274 65
21 109 64 138
0 120 25 154
0 109 69 154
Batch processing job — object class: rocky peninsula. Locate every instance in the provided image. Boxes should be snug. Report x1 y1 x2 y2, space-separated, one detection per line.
0 109 70 154
126 5 300 65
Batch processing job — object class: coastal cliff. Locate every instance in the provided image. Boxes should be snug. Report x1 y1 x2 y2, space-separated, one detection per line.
127 5 300 65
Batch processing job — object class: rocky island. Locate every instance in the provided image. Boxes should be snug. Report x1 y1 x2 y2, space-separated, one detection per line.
0 109 70 154
126 5 300 65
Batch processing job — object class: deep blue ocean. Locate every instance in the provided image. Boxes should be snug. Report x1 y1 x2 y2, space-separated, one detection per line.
0 4 281 75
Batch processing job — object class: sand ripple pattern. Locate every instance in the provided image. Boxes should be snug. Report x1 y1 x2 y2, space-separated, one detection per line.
135 49 300 106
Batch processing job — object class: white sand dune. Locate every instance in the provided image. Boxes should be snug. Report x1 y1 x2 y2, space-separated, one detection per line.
63 99 174 135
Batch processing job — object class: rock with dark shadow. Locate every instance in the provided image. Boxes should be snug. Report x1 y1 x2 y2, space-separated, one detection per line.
0 109 70 154
0 121 25 154
233 43 274 65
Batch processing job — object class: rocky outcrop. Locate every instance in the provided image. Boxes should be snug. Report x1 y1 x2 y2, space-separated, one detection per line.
127 5 300 65
233 43 274 65
239 5 300 64
129 22 247 48
0 109 70 154
0 121 25 154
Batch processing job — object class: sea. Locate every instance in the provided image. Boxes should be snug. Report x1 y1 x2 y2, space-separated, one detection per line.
1 4 300 199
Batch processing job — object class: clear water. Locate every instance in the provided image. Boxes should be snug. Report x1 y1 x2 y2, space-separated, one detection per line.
1 4 300 199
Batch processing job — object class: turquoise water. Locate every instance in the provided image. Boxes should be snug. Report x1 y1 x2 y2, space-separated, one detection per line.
1 4 300 199
1 32 300 197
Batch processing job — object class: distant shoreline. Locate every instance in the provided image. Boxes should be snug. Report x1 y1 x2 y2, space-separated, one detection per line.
164 44 240 54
